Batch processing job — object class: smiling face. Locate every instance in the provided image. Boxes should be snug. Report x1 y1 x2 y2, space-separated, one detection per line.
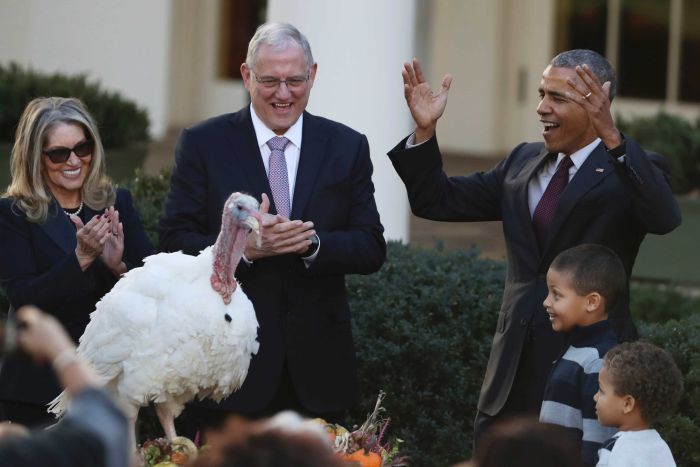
594 365 628 428
543 267 603 332
241 42 316 135
42 122 92 206
537 66 598 156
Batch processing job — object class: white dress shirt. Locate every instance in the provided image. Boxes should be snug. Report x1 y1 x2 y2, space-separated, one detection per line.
527 138 601 216
247 105 319 264
250 104 303 207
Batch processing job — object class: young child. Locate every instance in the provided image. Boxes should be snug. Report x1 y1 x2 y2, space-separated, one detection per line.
595 341 683 466
539 244 624 466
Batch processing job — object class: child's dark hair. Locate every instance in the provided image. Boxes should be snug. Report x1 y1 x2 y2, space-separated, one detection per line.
475 417 582 467
604 341 683 424
191 414 346 467
550 243 626 310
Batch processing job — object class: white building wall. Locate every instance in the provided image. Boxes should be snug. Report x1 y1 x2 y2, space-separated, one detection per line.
423 0 558 156
424 0 504 155
499 0 557 152
267 0 416 242
168 0 251 129
0 0 172 138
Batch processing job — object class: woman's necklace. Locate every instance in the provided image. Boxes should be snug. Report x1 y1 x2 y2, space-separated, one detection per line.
63 200 84 217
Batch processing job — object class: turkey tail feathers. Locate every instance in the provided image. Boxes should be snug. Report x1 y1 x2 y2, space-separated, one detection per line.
47 389 69 417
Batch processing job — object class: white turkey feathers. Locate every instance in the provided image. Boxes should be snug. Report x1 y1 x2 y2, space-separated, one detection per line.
48 192 262 446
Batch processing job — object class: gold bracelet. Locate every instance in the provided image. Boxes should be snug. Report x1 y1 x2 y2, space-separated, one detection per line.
52 348 81 373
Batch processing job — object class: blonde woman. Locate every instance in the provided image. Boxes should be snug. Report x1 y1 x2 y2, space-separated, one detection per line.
0 97 152 427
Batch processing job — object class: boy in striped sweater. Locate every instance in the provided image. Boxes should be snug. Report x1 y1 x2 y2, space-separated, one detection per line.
539 244 622 466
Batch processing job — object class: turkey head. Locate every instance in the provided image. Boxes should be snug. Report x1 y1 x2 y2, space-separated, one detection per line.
210 192 261 304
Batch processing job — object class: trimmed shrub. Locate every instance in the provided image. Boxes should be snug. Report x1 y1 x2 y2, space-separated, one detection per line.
631 283 700 323
0 62 149 148
617 111 700 194
120 169 171 247
347 242 504 466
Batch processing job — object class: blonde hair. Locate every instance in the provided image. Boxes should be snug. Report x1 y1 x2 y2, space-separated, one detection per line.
5 97 115 223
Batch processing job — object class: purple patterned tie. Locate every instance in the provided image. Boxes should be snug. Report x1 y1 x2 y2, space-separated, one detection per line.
533 155 574 246
266 136 291 218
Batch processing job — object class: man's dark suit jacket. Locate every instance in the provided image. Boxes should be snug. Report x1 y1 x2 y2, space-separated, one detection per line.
0 189 153 407
158 107 386 414
388 135 680 417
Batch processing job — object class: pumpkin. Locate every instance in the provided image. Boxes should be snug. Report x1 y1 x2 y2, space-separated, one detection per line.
311 417 339 442
343 449 382 467
170 451 188 465
170 436 198 465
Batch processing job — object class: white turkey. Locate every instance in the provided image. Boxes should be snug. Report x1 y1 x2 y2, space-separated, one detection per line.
49 192 262 448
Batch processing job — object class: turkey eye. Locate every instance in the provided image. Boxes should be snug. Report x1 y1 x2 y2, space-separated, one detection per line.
224 313 232 322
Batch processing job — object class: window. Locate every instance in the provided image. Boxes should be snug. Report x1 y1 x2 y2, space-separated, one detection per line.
556 0 700 103
618 0 670 99
680 0 700 101
219 0 267 80
555 0 607 57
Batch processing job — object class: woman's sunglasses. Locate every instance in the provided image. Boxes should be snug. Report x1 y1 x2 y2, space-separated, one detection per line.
42 140 94 164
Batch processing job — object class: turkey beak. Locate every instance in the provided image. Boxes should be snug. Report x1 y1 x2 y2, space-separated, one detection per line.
243 208 262 235
244 216 260 235
241 207 262 247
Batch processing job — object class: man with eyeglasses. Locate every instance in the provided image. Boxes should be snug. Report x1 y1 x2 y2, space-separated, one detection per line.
159 22 385 431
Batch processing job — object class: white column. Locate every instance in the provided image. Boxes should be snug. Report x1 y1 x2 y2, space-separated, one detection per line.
267 0 416 242
500 0 557 150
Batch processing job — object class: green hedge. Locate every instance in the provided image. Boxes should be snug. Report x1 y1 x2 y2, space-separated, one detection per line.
121 169 171 247
0 62 149 148
630 283 700 323
346 242 503 466
617 111 700 194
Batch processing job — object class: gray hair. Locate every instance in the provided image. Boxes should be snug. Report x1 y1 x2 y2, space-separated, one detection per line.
245 22 314 71
5 97 115 223
550 49 617 101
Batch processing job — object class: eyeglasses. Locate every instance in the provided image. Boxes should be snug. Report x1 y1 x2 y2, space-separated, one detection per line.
42 140 94 164
253 72 310 90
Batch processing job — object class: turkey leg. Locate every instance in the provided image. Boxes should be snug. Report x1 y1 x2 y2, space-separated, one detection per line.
155 403 177 440
128 415 137 453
